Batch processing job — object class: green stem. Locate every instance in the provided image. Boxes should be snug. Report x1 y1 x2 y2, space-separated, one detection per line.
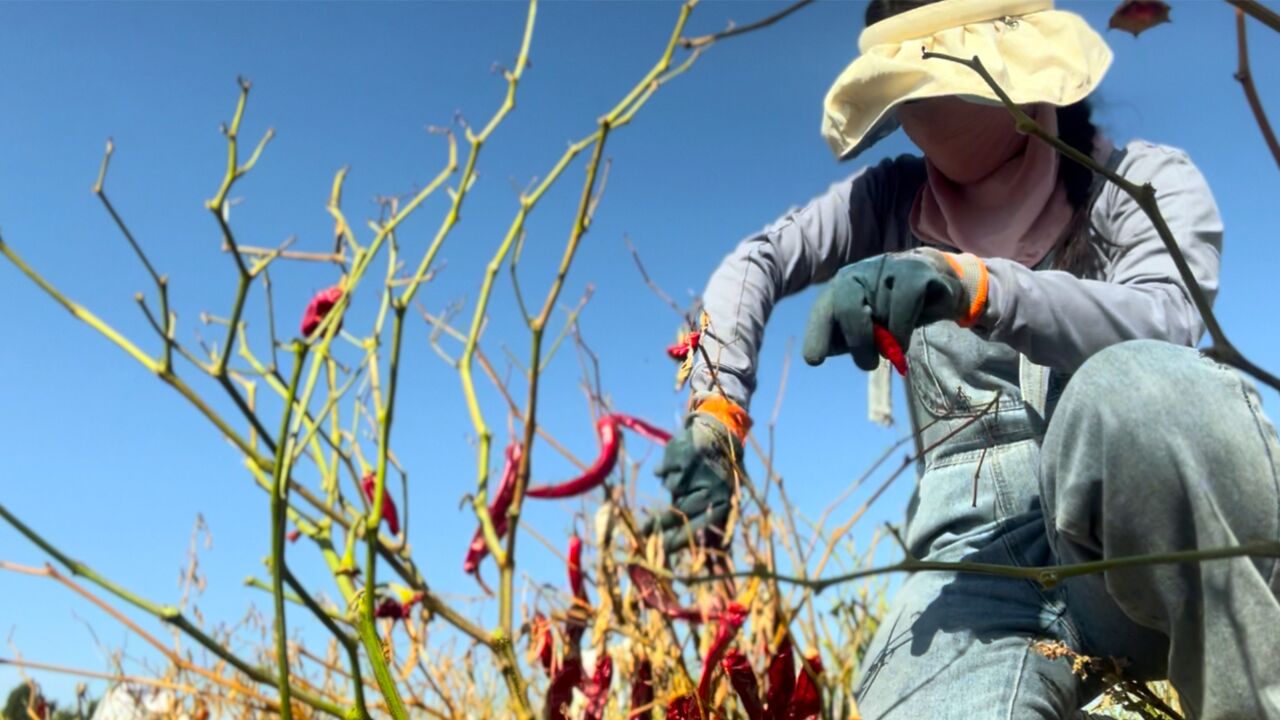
270 343 309 720
358 306 409 719
283 569 369 720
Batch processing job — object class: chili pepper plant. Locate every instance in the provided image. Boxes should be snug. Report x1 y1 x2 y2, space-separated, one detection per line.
0 1 1222 719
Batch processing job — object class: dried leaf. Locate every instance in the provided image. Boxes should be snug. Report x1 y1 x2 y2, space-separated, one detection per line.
1108 0 1170 36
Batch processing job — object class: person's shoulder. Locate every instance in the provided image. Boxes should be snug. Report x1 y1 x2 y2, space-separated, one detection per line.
1113 139 1205 180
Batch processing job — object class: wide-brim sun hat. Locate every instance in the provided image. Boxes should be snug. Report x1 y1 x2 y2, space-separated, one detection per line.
822 0 1113 161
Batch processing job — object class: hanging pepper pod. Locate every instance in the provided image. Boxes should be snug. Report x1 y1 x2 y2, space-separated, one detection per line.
697 602 749 704
665 694 700 720
582 653 613 720
627 563 707 623
463 442 523 574
764 635 795 720
630 656 655 720
666 330 701 361
301 285 344 338
612 413 673 445
360 472 400 535
784 653 823 720
722 648 765 720
525 413 670 499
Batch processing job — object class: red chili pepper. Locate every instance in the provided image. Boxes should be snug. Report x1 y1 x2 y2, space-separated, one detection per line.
612 413 673 445
872 323 908 376
543 656 583 720
526 416 619 499
360 472 400 536
526 414 670 499
582 653 613 720
667 330 701 361
630 656 655 720
372 592 421 621
565 535 590 648
666 694 701 720
286 528 301 544
568 535 587 603
463 442 523 574
530 612 554 672
627 564 707 623
722 648 765 720
301 286 343 337
697 602 748 704
763 635 795 720
783 654 823 720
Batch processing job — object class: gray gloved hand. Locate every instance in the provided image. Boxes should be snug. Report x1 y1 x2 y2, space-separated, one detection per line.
643 411 743 554
801 248 987 370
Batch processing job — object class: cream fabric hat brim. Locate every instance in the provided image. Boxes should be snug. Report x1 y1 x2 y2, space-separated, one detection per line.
822 0 1113 160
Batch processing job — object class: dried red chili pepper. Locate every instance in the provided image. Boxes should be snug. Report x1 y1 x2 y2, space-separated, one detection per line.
300 286 343 337
783 653 823 720
763 635 795 720
666 694 701 720
568 534 587 603
526 414 669 499
372 591 422 621
697 602 748 704
630 656 655 720
626 564 706 623
463 442 523 574
666 330 701 361
286 528 301 544
543 656 583 720
360 472 400 535
1109 0 1171 36
722 648 764 720
582 653 613 720
872 323 908 376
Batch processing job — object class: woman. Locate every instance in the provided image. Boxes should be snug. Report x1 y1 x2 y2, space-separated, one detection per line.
647 1 1280 718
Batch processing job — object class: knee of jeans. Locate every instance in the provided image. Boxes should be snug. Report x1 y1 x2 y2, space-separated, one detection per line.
1056 339 1203 431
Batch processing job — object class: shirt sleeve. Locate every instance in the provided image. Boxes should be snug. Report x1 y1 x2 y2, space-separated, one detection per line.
977 142 1223 373
690 156 920 410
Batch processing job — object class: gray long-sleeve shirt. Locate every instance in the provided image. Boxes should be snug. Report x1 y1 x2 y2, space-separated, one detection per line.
690 141 1224 410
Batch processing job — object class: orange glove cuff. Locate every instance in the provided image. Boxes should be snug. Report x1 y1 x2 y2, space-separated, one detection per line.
694 395 752 442
941 252 990 328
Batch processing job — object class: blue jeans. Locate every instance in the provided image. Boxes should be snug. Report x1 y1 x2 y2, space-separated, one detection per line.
853 328 1280 720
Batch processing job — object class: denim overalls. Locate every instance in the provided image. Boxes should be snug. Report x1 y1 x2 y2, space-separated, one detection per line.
852 296 1280 717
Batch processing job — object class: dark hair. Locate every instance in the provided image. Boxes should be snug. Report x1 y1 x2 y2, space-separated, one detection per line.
866 0 1104 276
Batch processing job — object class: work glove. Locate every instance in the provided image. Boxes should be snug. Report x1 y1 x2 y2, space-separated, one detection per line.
801 247 988 369
644 396 751 554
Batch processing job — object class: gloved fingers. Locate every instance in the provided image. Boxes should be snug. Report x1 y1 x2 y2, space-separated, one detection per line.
653 436 695 488
661 500 731 554
886 271 928 351
672 486 716 520
801 288 841 366
918 275 962 324
833 290 879 372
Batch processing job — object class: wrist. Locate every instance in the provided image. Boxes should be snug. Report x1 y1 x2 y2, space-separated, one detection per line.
691 394 752 442
919 248 989 327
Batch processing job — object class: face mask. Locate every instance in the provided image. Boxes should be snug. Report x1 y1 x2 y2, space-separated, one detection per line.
897 96 1028 183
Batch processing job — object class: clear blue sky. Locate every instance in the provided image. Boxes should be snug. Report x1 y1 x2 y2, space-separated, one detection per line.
3 0 1279 705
